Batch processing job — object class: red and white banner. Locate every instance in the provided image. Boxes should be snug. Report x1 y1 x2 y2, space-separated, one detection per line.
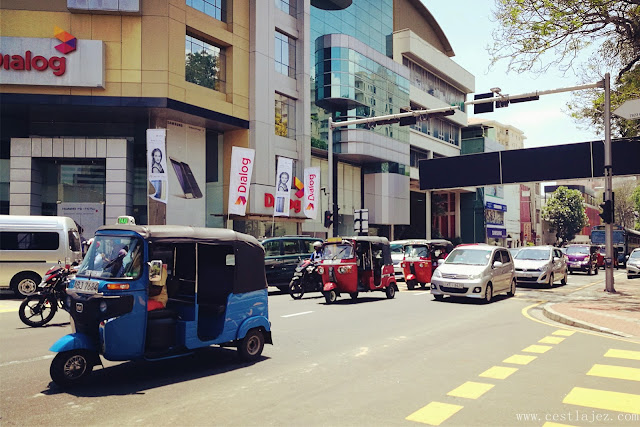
274 156 293 217
303 167 320 219
228 146 255 216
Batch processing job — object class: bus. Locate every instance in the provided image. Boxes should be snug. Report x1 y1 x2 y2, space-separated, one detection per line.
590 225 640 266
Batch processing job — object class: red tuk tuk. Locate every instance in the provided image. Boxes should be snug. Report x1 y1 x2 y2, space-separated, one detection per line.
401 239 453 290
317 236 397 304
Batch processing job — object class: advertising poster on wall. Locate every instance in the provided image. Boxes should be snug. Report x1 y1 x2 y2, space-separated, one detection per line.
147 129 168 203
274 157 293 217
228 146 255 216
166 121 206 226
303 167 320 219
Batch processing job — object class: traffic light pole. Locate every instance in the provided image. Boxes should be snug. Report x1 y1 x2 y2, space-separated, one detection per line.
325 106 460 237
604 73 615 293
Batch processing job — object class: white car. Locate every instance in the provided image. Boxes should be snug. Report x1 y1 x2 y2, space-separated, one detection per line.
513 246 568 288
390 240 410 282
627 248 640 279
430 244 516 303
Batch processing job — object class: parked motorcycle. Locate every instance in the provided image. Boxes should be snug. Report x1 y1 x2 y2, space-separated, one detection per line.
289 259 323 300
19 263 75 327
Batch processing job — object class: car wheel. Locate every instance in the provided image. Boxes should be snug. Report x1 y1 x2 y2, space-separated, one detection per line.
507 279 516 297
11 272 41 297
433 295 444 301
483 284 493 304
569 269 573 275
561 271 567 285
594 264 599 275
587 266 592 275
546 274 554 289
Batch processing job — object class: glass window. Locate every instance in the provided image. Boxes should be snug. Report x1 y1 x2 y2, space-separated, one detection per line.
275 92 296 138
0 232 59 250
283 240 298 255
185 34 226 92
263 241 281 256
275 0 296 16
275 31 296 78
186 0 226 22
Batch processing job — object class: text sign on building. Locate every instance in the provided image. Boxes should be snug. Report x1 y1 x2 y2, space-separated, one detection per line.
0 36 105 88
485 201 507 212
487 227 507 238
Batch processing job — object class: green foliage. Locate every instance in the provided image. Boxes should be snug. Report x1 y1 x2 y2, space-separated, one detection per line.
541 186 589 243
185 51 220 91
633 185 640 230
492 0 640 137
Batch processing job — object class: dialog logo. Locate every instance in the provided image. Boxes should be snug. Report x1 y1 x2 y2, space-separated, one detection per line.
235 196 247 205
54 26 77 54
293 177 304 199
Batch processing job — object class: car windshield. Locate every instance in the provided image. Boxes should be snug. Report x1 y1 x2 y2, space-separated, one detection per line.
77 235 143 279
515 248 550 261
321 243 354 260
567 246 589 255
404 245 429 258
630 251 640 260
444 248 492 266
390 244 403 255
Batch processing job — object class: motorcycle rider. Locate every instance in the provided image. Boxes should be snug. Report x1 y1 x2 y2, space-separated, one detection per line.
310 241 323 261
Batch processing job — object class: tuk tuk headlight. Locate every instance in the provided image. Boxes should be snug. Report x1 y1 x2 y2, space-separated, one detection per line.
418 263 425 268
317 266 325 275
338 266 352 274
401 262 406 268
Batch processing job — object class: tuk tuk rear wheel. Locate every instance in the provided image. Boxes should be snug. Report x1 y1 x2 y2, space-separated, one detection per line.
349 292 358 300
50 350 94 387
385 285 396 299
238 329 265 361
324 290 337 304
407 280 416 290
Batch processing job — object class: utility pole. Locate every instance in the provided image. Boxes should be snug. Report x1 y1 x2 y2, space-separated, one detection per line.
326 105 460 237
603 73 615 293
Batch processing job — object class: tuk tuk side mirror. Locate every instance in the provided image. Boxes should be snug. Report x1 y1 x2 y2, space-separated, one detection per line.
149 260 163 282
226 254 236 266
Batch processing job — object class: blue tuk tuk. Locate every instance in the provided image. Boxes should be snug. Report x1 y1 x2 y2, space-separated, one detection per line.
49 225 272 386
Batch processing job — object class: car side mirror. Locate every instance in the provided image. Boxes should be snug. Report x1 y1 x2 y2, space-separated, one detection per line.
626 255 630 260
148 260 163 282
437 259 445 266
553 257 560 262
493 261 503 268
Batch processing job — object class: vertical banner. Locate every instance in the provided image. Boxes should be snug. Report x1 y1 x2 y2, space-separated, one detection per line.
274 157 293 217
303 167 320 219
228 146 255 216
147 129 168 203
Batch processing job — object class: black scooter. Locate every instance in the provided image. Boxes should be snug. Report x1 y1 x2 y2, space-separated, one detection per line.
289 259 323 299
19 263 75 327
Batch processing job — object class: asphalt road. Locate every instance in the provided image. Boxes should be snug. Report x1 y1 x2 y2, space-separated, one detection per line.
1 272 639 426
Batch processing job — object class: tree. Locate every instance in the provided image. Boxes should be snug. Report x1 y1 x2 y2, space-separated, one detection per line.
632 185 640 230
610 182 640 229
491 0 640 137
185 51 220 91
541 186 589 244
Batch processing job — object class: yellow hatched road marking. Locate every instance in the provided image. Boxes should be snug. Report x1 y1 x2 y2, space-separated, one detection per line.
552 330 575 336
539 336 565 344
503 354 537 365
406 401 464 425
447 381 494 399
478 366 518 380
587 364 640 382
563 387 640 415
522 344 553 354
543 422 576 427
604 349 640 361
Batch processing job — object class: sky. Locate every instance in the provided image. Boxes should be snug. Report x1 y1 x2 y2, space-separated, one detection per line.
423 1 602 148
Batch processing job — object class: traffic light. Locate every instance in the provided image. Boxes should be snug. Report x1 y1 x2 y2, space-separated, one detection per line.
599 199 613 224
323 210 333 228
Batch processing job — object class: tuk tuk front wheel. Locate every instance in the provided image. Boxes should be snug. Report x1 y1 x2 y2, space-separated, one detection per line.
324 290 337 304
238 329 265 362
50 350 95 387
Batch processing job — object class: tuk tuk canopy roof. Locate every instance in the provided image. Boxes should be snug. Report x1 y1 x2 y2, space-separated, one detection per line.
403 239 453 250
97 225 266 293
332 236 393 265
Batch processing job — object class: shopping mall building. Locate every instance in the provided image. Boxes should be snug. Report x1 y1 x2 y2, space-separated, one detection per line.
1 0 474 240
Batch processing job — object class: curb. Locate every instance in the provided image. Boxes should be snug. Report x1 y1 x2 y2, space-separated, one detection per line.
542 303 632 338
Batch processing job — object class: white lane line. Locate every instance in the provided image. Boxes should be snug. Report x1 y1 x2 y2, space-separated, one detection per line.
0 354 54 368
413 291 430 296
281 311 313 318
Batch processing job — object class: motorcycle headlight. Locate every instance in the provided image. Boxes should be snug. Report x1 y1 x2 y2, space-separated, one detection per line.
337 265 352 274
433 269 442 279
317 266 324 275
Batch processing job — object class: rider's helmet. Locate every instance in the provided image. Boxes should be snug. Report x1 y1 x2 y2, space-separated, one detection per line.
313 241 323 250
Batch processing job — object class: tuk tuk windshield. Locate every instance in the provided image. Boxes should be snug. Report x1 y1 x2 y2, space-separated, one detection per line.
404 245 429 258
321 243 354 260
77 235 143 279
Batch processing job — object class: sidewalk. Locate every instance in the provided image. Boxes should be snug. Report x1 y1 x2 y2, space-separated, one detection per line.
543 272 640 340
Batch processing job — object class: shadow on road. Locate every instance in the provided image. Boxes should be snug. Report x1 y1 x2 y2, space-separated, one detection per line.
42 347 270 397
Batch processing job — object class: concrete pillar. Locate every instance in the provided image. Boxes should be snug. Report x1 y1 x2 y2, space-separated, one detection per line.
455 192 461 239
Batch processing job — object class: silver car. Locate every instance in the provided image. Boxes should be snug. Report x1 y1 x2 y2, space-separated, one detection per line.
390 240 410 282
513 246 568 288
430 244 516 303
627 248 640 279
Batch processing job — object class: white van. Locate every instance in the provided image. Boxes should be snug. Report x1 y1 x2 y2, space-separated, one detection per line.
0 215 82 296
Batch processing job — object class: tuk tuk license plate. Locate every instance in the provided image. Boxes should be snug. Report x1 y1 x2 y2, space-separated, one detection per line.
74 280 99 294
